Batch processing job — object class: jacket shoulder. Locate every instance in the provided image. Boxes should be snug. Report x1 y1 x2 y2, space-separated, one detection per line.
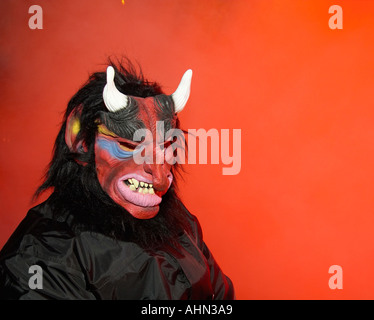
0 200 76 261
0 201 95 299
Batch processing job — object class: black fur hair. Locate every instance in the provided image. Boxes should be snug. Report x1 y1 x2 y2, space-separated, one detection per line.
34 58 191 248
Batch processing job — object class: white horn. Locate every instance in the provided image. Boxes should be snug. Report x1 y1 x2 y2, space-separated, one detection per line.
171 69 192 113
103 66 129 112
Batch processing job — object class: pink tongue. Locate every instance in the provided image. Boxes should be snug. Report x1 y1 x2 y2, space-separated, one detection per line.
117 181 161 207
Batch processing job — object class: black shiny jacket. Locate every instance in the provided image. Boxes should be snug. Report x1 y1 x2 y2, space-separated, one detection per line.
0 199 234 300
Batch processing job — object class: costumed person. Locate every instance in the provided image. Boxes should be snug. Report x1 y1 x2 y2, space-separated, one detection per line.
0 59 235 300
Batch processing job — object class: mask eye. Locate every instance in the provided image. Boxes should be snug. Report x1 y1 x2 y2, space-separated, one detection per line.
118 141 136 152
162 136 176 150
163 140 173 149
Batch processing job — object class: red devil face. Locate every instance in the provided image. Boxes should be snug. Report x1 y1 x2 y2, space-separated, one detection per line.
94 67 192 219
95 97 175 219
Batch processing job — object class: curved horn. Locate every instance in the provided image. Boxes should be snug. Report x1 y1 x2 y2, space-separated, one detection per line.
103 66 129 112
171 69 193 113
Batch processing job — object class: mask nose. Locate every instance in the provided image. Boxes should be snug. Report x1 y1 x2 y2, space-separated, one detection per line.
141 142 171 192
143 162 172 192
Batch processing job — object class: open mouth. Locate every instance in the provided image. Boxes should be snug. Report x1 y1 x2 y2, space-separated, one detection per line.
123 178 156 195
117 174 172 208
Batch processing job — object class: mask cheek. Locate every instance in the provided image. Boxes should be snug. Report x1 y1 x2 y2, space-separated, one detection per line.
96 164 129 211
95 145 116 166
96 164 115 198
94 145 133 205
95 146 119 188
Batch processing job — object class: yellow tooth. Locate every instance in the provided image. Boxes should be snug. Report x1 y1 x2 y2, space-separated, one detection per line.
140 181 144 187
149 184 153 188
149 188 154 195
144 183 148 188
128 178 133 184
132 179 139 188
129 185 136 191
138 187 143 193
143 188 148 194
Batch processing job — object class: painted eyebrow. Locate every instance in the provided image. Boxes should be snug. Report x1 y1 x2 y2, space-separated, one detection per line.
97 124 119 138
97 124 140 145
98 124 183 149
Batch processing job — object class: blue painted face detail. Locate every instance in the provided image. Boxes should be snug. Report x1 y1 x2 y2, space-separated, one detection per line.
96 137 138 160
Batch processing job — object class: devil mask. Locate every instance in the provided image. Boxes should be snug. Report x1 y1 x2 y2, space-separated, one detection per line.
65 66 192 220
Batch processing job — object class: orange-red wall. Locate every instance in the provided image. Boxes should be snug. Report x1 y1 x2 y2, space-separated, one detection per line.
1 0 374 299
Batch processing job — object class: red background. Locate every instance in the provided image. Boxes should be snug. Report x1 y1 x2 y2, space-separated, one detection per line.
1 0 374 299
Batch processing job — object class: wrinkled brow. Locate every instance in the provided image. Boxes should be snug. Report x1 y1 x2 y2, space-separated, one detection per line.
99 98 144 141
99 95 177 142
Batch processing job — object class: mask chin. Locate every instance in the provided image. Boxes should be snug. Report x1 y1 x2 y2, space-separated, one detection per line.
124 203 160 220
